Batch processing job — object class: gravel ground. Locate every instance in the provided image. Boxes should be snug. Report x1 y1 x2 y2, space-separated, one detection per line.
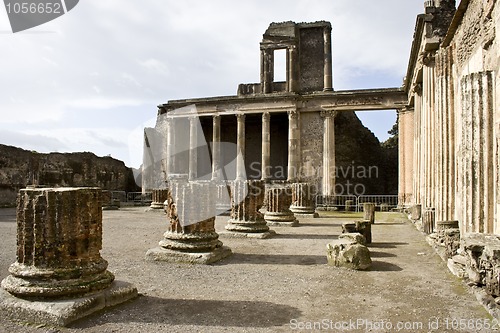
0 207 494 332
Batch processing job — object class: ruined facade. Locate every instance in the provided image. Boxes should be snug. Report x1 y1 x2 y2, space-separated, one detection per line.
401 0 500 235
143 21 406 198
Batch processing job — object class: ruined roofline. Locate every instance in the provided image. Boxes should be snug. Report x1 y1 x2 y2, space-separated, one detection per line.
158 87 405 112
267 21 331 29
442 0 470 47
403 14 426 94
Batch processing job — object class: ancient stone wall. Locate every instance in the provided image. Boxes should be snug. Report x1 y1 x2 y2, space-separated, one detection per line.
0 144 140 207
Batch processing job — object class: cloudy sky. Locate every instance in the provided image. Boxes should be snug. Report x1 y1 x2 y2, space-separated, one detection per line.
0 0 425 168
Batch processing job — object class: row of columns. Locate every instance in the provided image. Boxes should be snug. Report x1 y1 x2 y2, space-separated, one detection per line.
163 110 336 195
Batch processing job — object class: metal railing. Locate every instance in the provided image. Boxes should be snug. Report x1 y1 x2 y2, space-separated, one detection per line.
315 195 358 211
126 192 152 205
315 194 399 212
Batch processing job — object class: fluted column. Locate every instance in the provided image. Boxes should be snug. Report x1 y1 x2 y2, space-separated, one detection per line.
264 186 298 227
188 116 198 181
236 113 246 180
261 112 271 180
323 25 333 91
225 180 275 238
322 110 336 195
146 181 232 264
290 182 318 217
1 188 114 298
398 107 414 207
150 188 169 209
212 114 221 181
287 110 299 182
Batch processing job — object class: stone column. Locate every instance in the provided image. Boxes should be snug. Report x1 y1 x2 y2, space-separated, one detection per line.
225 180 275 238
146 181 232 264
236 113 246 180
321 110 336 195
166 117 175 177
287 46 298 92
188 116 198 181
290 182 318 217
2 188 114 298
287 110 299 182
261 112 271 180
323 25 333 91
261 49 274 94
150 188 169 209
0 187 137 326
363 203 376 224
398 107 415 207
212 114 222 181
264 186 298 227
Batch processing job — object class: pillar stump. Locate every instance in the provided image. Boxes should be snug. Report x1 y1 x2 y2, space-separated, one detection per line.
264 187 298 227
146 181 232 264
0 187 137 326
290 183 319 218
149 188 169 209
363 203 375 224
224 180 276 238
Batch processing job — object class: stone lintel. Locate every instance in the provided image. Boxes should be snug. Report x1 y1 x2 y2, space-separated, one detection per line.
0 281 137 327
145 246 232 264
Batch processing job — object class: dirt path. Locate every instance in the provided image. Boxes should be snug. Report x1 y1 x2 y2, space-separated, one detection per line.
0 208 494 332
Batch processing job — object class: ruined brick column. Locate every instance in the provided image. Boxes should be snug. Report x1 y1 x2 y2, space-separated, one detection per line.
225 180 275 238
264 186 298 227
150 188 169 209
0 187 137 326
146 181 232 264
261 112 271 180
290 182 318 218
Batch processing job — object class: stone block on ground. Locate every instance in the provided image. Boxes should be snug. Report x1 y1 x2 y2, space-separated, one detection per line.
326 239 372 270
339 232 367 246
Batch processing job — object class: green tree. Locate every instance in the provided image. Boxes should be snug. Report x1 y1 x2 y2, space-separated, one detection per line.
382 117 398 149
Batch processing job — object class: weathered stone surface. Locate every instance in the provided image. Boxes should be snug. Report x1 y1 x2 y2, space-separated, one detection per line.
0 144 139 208
146 181 232 264
1 188 115 298
326 239 372 270
264 187 298 227
0 187 137 326
422 208 435 234
225 180 271 234
290 182 318 217
363 203 375 224
150 188 168 209
0 280 137 327
342 221 372 244
410 204 422 221
339 232 367 246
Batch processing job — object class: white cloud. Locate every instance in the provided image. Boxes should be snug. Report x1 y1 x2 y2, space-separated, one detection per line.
0 0 425 167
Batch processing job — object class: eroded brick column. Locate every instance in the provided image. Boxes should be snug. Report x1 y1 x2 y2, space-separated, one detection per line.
290 182 318 217
225 180 275 238
147 181 231 264
1 188 114 298
264 186 298 227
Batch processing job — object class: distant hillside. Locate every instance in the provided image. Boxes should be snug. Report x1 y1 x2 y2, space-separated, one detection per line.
0 144 140 207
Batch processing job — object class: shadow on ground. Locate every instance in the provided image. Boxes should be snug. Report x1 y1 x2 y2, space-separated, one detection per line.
274 233 338 240
72 296 301 329
369 261 403 272
221 253 327 265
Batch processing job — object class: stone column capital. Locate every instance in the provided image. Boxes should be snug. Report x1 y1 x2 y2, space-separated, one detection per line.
236 113 246 121
287 109 299 119
262 111 271 121
320 110 337 119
